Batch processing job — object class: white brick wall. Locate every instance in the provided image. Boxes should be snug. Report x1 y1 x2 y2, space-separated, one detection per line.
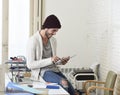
44 0 120 92
52 1 120 94
87 1 120 94
111 0 120 72
87 0 110 81
43 1 120 93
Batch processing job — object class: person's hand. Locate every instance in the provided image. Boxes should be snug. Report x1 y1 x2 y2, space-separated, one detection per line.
51 56 61 64
61 56 70 65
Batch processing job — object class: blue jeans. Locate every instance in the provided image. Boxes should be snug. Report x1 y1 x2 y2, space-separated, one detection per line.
43 70 75 95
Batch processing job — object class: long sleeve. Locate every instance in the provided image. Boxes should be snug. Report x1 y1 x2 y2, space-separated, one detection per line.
26 31 57 80
26 34 53 69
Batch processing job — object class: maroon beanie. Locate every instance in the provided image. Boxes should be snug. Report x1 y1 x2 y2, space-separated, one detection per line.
42 14 61 29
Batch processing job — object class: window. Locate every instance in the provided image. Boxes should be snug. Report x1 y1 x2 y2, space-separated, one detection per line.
0 0 2 64
9 0 30 58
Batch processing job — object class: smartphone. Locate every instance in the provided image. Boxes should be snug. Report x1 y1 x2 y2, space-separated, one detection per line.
55 54 76 65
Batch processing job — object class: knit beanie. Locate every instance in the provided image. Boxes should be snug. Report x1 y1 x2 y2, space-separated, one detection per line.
42 14 61 29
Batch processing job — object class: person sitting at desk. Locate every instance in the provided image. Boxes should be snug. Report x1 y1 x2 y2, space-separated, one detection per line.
26 14 76 95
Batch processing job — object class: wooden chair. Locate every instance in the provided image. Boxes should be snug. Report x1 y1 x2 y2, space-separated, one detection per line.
83 70 117 95
113 72 120 95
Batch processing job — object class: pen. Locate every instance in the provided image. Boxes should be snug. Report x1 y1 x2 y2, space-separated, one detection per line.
70 54 77 58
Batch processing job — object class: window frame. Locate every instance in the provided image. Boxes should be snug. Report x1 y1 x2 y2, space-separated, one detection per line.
1 0 43 64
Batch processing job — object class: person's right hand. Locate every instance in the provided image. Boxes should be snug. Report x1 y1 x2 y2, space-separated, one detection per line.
51 56 61 64
61 56 70 65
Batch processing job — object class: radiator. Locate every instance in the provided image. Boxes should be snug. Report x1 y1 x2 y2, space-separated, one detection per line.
59 68 97 90
59 68 77 77
59 68 80 89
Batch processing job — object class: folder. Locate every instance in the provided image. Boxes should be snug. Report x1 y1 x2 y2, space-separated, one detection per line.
6 82 47 95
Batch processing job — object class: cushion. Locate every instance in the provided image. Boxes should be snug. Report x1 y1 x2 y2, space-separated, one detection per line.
90 63 100 78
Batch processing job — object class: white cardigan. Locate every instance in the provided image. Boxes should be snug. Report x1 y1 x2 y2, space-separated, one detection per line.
26 31 59 80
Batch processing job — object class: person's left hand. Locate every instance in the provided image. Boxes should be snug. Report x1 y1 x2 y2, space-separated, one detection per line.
61 56 70 65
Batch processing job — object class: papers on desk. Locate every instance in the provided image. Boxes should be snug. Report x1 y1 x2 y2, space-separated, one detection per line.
6 82 47 94
32 82 69 95
5 74 46 94
5 74 69 95
48 86 69 95
6 93 34 95
6 82 45 94
33 82 46 88
33 82 60 89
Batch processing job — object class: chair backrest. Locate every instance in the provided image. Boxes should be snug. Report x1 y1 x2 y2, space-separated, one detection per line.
104 71 117 95
113 73 120 95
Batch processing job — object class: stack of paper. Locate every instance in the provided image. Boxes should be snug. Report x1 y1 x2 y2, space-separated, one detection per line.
33 82 60 89
5 73 47 95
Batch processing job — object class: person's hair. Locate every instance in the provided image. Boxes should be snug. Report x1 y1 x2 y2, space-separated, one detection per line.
42 14 61 29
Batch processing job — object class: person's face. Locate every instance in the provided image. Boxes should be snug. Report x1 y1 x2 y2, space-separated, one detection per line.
45 28 59 39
